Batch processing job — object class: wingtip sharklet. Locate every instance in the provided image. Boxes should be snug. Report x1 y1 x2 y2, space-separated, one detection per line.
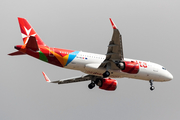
42 72 51 83
109 18 117 29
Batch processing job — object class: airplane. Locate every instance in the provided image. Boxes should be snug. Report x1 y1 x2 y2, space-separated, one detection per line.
8 17 173 91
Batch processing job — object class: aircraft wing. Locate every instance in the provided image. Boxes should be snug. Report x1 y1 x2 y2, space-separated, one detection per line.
99 18 124 70
42 72 97 84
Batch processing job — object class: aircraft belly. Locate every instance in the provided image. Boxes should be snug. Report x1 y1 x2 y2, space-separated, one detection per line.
65 56 168 81
83 67 124 78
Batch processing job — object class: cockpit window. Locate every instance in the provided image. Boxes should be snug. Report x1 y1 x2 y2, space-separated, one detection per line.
162 67 166 70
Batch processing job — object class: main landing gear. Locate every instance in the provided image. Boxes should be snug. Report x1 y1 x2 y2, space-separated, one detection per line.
103 63 111 78
103 71 110 78
88 79 102 89
88 82 95 89
149 80 155 91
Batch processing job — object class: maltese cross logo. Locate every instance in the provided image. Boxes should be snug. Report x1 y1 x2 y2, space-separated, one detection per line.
21 27 36 44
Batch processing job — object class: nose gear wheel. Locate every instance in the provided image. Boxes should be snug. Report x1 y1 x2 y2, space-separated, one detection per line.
149 80 155 91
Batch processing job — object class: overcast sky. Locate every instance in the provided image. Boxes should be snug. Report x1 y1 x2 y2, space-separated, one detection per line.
1 0 180 120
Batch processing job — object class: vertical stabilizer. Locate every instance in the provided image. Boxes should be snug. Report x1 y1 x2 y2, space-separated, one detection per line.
18 17 46 46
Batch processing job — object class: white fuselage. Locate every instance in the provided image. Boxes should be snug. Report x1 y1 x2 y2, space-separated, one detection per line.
65 51 173 82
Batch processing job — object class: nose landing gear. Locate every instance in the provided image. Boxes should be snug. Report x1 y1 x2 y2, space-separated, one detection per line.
149 80 155 91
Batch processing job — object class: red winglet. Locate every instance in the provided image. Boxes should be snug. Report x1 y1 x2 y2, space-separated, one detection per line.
42 72 51 82
109 18 117 29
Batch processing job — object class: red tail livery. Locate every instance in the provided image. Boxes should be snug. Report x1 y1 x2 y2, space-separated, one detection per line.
18 17 45 46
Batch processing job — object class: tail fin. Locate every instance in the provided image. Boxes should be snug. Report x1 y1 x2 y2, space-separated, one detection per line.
18 17 46 46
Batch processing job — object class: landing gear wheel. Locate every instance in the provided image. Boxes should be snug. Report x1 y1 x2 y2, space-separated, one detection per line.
103 71 110 78
88 82 95 89
94 79 103 87
150 86 155 91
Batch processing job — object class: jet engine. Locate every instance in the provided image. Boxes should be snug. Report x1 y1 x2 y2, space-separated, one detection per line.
96 78 118 91
121 61 139 74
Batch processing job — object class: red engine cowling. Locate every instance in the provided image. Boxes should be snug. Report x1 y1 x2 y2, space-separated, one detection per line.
99 78 118 91
122 61 139 74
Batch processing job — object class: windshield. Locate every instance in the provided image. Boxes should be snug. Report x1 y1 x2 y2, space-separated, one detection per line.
162 67 166 70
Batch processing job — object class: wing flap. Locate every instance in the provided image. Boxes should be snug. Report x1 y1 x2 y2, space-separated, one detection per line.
99 18 124 70
57 76 91 84
42 72 93 84
107 28 123 61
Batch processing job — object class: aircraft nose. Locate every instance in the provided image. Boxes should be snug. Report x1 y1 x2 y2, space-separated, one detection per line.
166 71 173 81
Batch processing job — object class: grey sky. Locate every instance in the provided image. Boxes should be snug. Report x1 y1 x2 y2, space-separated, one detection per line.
1 0 180 120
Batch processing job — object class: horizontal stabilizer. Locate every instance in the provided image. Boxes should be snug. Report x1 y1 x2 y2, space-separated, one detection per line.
26 36 39 51
8 51 25 56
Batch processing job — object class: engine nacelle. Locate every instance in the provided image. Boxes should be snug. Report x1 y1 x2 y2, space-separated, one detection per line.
122 61 139 74
99 78 118 91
